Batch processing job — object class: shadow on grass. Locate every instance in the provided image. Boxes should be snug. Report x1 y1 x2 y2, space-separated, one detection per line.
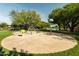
0 47 33 56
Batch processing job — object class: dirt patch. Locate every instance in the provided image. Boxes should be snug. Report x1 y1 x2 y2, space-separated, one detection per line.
1 31 77 54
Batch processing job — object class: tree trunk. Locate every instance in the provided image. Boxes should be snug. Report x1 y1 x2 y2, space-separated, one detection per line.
70 27 74 32
64 26 66 31
59 25 61 30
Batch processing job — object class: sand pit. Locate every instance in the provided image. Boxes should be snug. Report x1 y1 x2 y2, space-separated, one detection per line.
1 31 77 54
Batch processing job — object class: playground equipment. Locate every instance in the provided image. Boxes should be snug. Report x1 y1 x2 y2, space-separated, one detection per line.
20 29 26 33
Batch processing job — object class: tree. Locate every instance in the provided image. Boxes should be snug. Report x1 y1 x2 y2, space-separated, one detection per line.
48 3 79 32
0 23 8 30
63 3 79 32
48 8 63 30
10 10 41 30
37 21 50 29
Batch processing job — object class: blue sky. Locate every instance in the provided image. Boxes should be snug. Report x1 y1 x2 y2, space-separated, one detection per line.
0 3 66 25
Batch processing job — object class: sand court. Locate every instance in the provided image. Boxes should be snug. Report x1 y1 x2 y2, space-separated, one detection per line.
1 31 77 54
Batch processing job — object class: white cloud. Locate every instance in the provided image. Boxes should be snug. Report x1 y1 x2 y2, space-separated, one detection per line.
37 11 48 22
0 14 11 25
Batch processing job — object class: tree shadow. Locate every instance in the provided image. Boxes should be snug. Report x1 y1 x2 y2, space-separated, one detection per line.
19 49 33 56
8 48 18 56
44 32 75 41
0 47 5 56
0 47 33 56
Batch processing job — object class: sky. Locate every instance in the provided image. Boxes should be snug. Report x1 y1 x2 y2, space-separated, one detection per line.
0 3 67 25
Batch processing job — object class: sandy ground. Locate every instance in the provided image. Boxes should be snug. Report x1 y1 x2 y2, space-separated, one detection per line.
1 31 77 54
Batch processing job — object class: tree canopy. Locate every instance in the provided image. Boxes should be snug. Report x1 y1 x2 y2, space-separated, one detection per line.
48 3 79 32
10 10 49 30
0 23 8 30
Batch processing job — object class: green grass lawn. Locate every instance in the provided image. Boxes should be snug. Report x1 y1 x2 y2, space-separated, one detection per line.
0 31 12 46
0 31 12 39
0 31 79 56
0 31 12 55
